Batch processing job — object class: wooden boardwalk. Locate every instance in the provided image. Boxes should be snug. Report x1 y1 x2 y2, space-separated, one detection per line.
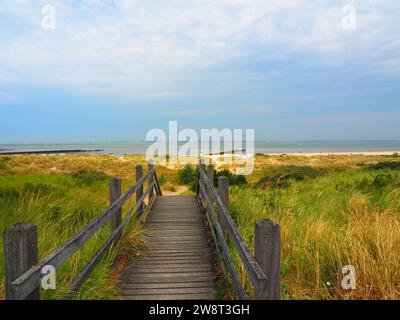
119 195 217 300
4 164 280 301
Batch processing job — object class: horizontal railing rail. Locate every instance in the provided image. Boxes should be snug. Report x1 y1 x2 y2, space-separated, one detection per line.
197 164 280 300
3 164 162 300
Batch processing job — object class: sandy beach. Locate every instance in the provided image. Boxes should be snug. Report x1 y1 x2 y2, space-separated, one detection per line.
262 151 400 157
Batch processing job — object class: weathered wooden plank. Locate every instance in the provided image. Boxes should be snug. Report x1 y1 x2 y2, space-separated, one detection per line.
148 163 154 201
109 177 122 233
152 240 207 245
147 224 205 228
121 293 215 300
148 248 210 253
119 195 217 300
143 252 212 258
148 230 205 234
149 236 207 241
131 268 215 275
130 258 212 264
136 165 144 216
149 240 207 244
121 275 216 284
153 170 163 196
218 176 229 231
4 223 39 300
129 264 214 271
122 270 214 278
121 287 215 295
129 261 212 267
154 200 197 203
255 220 281 300
150 245 209 250
120 282 215 290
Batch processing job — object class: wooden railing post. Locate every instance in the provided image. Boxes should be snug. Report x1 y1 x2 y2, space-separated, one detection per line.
109 177 122 233
206 164 214 208
207 164 214 186
136 165 144 216
199 161 206 174
254 219 281 300
198 160 206 200
4 222 40 300
218 176 229 231
148 162 154 201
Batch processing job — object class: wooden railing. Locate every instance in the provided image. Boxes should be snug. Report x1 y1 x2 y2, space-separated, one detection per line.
3 164 162 300
197 163 281 300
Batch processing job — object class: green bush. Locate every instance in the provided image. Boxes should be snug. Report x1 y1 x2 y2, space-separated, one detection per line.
366 161 400 170
0 157 11 170
176 165 197 185
256 165 323 189
357 173 400 192
176 165 198 192
70 170 109 186
214 169 247 187
0 187 19 199
21 182 54 194
158 174 166 186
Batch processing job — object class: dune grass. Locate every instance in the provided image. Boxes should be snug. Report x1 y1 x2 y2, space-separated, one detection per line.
0 155 158 300
1 153 400 300
227 163 400 299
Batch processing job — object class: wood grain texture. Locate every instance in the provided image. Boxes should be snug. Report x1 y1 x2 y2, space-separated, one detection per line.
3 223 39 300
119 196 217 300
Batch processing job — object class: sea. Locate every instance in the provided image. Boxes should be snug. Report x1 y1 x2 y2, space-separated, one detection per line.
1 141 400 156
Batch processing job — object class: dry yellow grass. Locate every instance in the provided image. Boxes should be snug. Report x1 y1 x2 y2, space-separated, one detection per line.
1 153 399 300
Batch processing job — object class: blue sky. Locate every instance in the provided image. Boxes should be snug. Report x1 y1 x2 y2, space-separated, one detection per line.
0 0 399 142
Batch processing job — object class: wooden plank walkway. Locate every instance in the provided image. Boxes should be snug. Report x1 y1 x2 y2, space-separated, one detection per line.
119 195 217 300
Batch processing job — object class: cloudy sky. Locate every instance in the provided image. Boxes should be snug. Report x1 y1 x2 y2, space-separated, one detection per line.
0 0 399 142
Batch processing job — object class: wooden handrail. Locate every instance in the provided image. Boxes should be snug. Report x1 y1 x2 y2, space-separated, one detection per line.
198 182 248 299
63 181 156 299
5 166 161 300
198 166 280 300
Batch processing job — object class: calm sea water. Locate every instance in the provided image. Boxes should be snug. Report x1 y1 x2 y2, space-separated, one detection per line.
1 141 400 156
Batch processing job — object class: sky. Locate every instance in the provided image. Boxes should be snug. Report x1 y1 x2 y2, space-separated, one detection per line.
0 0 399 143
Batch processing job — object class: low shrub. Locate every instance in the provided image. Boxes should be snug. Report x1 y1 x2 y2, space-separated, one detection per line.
357 173 400 192
70 170 109 186
256 165 323 189
366 161 400 171
0 157 11 170
21 182 54 194
0 187 19 199
176 166 247 192
163 182 177 192
176 165 197 185
158 174 166 186
214 169 247 187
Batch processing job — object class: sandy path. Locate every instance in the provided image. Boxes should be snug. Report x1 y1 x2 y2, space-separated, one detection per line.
162 185 189 196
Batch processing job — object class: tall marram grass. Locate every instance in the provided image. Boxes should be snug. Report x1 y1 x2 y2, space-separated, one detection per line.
2 154 400 300
228 168 400 299
0 159 151 300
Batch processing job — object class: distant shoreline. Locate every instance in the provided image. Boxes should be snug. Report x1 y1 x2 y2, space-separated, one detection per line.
0 149 104 155
1 150 399 157
260 151 400 156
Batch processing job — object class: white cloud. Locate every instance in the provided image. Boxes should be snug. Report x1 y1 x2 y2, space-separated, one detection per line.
0 0 399 101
